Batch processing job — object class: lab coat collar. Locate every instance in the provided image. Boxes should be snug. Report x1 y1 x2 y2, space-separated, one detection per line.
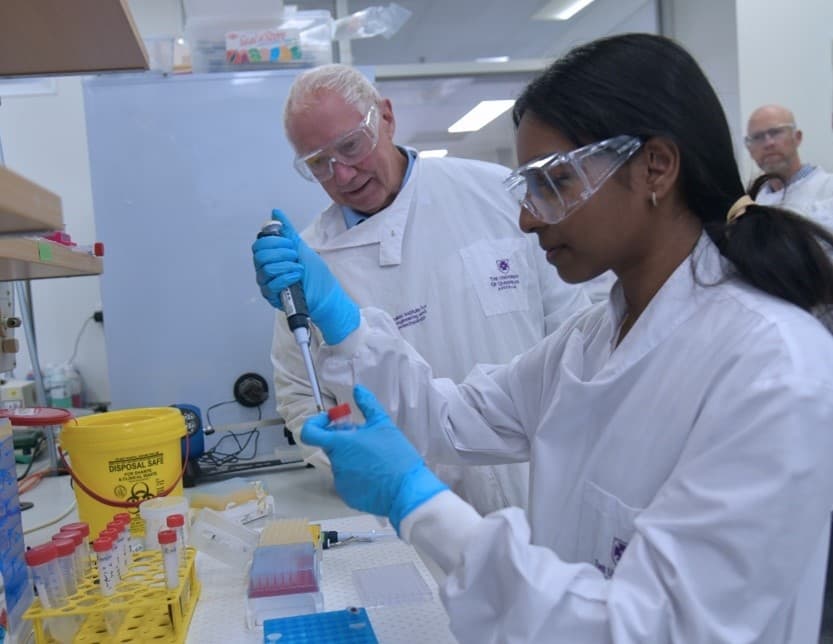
307 153 421 267
603 233 727 375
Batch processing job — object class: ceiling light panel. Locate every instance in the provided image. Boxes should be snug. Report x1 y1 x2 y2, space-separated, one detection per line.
532 0 595 21
448 100 515 133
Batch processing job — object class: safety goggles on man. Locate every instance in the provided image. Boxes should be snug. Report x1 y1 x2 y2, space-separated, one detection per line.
503 135 643 225
293 103 380 182
744 123 796 148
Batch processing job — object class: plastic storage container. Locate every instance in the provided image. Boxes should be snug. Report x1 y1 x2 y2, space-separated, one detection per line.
184 1 333 73
138 495 190 551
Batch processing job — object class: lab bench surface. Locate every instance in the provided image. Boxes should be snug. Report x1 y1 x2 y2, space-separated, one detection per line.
187 514 457 643
19 465 457 642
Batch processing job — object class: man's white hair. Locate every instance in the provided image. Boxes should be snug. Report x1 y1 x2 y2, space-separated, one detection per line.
284 64 381 135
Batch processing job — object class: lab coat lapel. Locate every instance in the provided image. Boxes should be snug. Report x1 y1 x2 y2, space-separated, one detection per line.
603 234 725 376
308 160 419 267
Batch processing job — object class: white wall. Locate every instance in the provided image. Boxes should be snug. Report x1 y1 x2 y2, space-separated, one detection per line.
660 0 743 164
0 77 110 404
5 0 828 409
736 0 833 182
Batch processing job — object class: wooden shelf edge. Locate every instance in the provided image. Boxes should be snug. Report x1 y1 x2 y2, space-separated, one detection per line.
0 167 63 235
0 0 148 77
0 239 102 281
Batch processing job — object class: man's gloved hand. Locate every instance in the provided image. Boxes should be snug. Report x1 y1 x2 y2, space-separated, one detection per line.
301 385 448 532
252 209 360 345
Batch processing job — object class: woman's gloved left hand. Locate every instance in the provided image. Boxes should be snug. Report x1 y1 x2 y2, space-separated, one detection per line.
301 385 448 532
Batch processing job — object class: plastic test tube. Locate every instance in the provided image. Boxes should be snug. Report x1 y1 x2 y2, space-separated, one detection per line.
100 528 122 583
50 537 78 596
327 403 354 429
165 514 186 566
57 530 85 585
52 532 84 592
157 529 179 590
107 521 130 579
112 514 134 567
25 544 66 609
60 522 91 576
93 536 121 636
114 513 132 545
93 537 117 597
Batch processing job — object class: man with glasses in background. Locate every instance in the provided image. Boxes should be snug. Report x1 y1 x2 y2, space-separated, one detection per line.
258 64 589 517
745 104 833 218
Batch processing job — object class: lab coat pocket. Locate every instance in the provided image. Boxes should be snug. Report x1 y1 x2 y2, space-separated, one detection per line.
576 481 643 579
459 238 530 317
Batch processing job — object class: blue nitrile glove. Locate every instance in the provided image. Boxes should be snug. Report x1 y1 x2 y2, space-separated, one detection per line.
301 385 448 532
251 209 360 345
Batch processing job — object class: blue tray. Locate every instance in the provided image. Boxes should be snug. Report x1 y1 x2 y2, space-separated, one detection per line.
263 606 378 643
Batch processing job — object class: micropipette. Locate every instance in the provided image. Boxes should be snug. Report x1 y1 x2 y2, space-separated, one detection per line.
258 221 325 412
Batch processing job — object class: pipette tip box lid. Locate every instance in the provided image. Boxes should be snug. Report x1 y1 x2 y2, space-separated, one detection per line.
262 606 378 644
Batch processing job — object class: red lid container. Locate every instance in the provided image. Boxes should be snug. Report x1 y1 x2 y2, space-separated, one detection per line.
92 537 114 553
25 543 58 566
60 522 90 538
51 537 75 557
166 514 185 528
2 407 72 427
327 403 351 423
54 531 82 547
157 529 176 545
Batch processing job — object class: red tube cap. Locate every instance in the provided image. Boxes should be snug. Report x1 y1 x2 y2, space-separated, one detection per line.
25 543 58 566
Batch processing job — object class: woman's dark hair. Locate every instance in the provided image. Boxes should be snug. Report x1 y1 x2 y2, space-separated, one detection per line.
514 33 833 312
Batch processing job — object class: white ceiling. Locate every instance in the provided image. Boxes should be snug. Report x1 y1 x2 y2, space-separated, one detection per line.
295 0 656 64
330 0 659 163
133 0 659 164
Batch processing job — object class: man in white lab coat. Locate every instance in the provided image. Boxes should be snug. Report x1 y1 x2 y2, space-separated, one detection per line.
745 104 833 218
266 64 589 515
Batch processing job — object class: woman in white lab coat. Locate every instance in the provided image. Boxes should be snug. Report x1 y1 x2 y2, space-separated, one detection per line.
252 33 833 642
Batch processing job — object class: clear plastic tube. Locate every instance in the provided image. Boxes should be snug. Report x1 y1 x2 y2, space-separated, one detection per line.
93 538 117 597
93 536 122 636
57 530 85 584
157 529 179 590
166 514 186 567
113 513 134 565
50 537 78 597
107 520 129 577
25 544 65 609
99 528 122 583
60 522 91 575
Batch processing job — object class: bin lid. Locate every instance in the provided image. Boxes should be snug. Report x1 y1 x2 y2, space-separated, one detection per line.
0 407 73 426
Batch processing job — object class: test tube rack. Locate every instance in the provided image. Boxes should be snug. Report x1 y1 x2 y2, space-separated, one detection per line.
23 546 201 643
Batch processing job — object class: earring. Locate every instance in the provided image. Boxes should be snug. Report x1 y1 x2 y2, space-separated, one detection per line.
650 192 658 208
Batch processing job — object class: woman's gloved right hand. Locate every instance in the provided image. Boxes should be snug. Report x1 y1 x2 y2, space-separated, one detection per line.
252 209 360 345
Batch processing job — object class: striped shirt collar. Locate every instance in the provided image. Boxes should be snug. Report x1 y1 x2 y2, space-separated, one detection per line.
761 163 816 195
787 163 816 185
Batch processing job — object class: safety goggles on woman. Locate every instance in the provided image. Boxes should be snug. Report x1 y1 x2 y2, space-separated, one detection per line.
294 103 380 182
503 135 643 224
